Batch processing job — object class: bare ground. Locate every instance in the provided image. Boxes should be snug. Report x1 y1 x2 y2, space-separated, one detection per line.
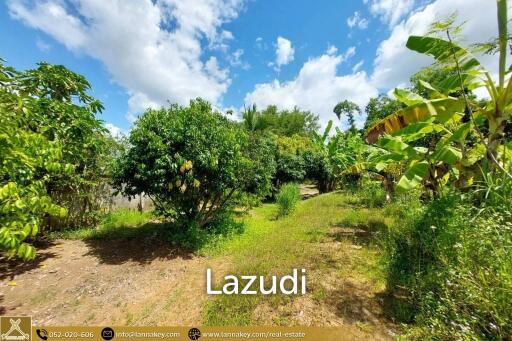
0 239 231 326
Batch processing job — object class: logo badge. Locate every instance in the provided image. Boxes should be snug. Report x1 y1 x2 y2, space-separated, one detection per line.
0 316 32 341
188 327 201 340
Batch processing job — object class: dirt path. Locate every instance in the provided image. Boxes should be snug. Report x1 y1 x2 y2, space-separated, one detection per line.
0 238 231 325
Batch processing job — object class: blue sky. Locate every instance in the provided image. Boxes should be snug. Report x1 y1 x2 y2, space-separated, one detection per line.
0 0 500 134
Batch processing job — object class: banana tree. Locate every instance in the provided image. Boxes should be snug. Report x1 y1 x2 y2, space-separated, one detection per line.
403 4 511 170
312 120 369 191
365 0 512 195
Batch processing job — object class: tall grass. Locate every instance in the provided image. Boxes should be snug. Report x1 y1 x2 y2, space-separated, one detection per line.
275 183 300 218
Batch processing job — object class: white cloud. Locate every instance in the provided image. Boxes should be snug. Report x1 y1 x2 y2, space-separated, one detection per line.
342 46 357 60
255 36 268 50
8 0 244 121
245 47 378 129
347 11 369 30
352 60 364 73
217 105 240 120
275 36 295 69
371 0 506 90
364 0 415 27
209 29 234 52
326 45 338 55
105 123 125 137
205 56 230 81
228 48 250 69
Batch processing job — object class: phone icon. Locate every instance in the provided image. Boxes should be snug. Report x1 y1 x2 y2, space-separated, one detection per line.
36 328 48 340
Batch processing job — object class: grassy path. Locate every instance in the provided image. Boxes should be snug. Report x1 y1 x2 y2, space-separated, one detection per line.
202 193 394 336
0 192 396 338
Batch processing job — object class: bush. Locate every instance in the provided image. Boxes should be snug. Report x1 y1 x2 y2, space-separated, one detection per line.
113 99 274 229
276 183 301 217
385 194 512 339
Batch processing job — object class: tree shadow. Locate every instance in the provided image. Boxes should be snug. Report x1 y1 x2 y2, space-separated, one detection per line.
81 219 244 265
328 226 373 245
0 239 58 281
376 291 415 324
329 280 386 324
329 218 388 246
81 222 195 265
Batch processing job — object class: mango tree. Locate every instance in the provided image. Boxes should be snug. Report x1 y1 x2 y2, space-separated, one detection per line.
113 99 274 228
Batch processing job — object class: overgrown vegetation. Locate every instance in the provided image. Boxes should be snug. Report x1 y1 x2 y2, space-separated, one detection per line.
384 192 512 339
1 1 510 338
360 2 512 338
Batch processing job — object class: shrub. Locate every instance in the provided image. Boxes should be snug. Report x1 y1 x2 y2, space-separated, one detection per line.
113 99 274 229
385 194 512 339
274 135 310 188
276 183 301 217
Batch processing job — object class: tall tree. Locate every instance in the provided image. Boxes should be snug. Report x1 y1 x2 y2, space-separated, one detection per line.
333 100 361 133
242 104 319 137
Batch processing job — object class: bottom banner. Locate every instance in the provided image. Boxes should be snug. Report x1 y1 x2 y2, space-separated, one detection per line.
28 326 369 341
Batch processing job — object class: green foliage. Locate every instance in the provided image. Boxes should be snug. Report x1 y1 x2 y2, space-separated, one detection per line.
49 209 154 240
113 99 273 228
244 132 277 198
274 134 312 187
242 104 258 132
1 61 112 231
365 4 512 197
384 194 512 339
357 180 387 208
404 14 511 169
51 208 244 252
0 61 69 259
310 122 372 192
21 63 112 228
242 105 319 137
276 183 300 217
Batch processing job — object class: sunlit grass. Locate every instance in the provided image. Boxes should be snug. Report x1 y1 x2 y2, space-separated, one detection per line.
49 209 155 240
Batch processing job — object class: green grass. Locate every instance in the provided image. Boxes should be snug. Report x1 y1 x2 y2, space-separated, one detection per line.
48 209 155 240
